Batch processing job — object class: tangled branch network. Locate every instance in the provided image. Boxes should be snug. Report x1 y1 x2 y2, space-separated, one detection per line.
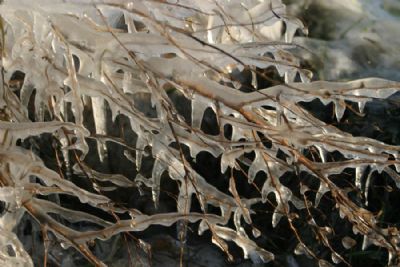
0 0 400 266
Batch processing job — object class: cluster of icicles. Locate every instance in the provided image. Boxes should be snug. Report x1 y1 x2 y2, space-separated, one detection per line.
0 0 400 266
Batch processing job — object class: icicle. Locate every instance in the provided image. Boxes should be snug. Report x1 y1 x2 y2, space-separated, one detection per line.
355 162 366 190
294 243 305 255
206 14 222 44
261 176 273 203
122 72 133 94
342 236 356 249
331 252 342 264
272 203 284 228
316 145 328 163
395 153 400 172
251 66 258 89
191 94 215 129
294 243 312 258
315 181 330 207
135 133 147 170
358 100 366 113
252 227 261 238
212 225 274 264
362 235 370 250
300 184 310 194
123 11 137 33
59 133 72 179
334 99 346 122
198 220 209 235
248 151 265 183
92 97 108 162
221 149 248 173
318 259 334 267
151 158 166 209
299 69 313 82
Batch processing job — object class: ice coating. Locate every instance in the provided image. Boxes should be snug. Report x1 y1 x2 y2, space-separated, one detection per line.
0 0 400 266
